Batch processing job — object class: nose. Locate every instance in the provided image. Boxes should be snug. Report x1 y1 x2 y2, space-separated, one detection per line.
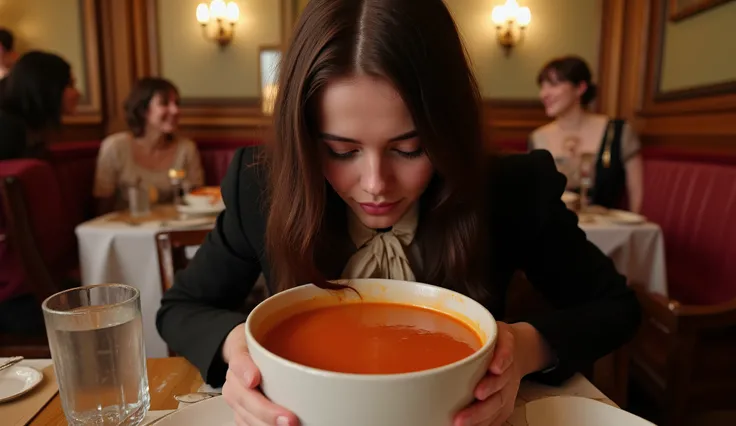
360 153 388 197
169 103 179 116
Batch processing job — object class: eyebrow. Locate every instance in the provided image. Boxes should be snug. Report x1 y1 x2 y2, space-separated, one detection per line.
319 130 419 144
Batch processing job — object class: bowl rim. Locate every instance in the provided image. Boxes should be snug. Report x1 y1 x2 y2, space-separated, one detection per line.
244 278 497 381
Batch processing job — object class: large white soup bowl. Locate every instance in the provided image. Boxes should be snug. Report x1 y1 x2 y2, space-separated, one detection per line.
245 278 497 426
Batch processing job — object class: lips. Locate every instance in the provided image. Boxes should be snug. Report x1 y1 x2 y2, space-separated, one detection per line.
358 201 400 216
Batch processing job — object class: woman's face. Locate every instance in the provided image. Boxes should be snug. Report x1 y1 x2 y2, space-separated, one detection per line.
62 73 80 115
539 73 586 118
146 91 180 134
319 75 434 230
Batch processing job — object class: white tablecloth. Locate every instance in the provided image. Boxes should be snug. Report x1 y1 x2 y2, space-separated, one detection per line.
581 220 667 296
77 213 667 358
76 214 214 358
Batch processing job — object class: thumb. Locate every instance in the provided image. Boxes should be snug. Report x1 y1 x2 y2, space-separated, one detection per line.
229 351 262 389
490 323 515 375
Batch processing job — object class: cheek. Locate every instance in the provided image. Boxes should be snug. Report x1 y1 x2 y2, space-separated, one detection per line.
395 158 434 194
322 160 358 194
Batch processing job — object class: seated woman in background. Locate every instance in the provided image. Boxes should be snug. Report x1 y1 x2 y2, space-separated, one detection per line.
529 56 643 213
93 77 204 214
0 51 79 161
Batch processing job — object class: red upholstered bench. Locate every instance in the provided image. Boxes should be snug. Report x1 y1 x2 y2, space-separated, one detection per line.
0 159 78 303
49 141 102 228
196 138 262 185
631 147 736 425
640 148 736 305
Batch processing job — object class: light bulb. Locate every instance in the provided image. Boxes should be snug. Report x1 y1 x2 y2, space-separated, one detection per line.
196 3 210 24
226 2 239 22
517 6 531 27
210 0 227 19
491 6 507 26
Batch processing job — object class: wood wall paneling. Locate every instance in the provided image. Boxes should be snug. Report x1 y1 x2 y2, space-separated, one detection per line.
643 0 736 115
603 0 736 153
57 0 105 141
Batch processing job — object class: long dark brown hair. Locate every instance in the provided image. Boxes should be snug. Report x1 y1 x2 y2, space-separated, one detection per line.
266 0 489 302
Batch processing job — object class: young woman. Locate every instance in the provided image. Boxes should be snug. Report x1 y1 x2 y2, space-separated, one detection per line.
156 1 641 425
93 77 204 213
0 51 79 161
529 56 644 213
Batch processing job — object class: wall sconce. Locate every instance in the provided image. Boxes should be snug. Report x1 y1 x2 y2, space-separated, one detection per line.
196 0 240 47
491 0 531 56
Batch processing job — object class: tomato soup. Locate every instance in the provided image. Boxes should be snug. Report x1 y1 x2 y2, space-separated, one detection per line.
260 303 482 374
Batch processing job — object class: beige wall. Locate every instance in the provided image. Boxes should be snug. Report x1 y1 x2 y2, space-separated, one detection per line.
0 0 87 96
157 0 282 99
446 0 602 99
660 1 736 92
156 0 601 100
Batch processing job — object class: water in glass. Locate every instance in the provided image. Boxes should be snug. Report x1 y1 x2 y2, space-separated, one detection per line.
43 284 150 426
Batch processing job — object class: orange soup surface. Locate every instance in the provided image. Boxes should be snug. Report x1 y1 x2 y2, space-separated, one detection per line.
260 303 482 374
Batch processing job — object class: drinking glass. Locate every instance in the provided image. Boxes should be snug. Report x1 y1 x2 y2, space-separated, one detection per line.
128 184 151 217
42 284 150 426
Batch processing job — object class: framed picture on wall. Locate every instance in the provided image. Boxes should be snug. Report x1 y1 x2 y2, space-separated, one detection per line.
669 0 735 21
258 46 282 115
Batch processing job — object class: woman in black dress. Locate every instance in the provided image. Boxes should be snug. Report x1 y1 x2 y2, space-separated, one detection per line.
156 1 641 425
529 56 644 212
0 51 79 161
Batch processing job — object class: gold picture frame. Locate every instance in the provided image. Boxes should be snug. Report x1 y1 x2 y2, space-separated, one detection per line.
669 0 735 21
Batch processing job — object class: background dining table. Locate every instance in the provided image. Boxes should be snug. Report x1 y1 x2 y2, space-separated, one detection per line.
22 357 615 426
76 207 667 358
75 205 216 358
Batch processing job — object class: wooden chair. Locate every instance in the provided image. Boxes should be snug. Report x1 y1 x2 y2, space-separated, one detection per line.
155 229 211 293
629 284 736 426
155 229 269 356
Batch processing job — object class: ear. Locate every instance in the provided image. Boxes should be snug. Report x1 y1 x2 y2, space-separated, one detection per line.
575 81 588 99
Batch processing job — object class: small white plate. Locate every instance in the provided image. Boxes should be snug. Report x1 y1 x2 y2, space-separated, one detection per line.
526 396 655 426
176 204 225 216
606 209 647 225
156 396 234 425
0 366 43 403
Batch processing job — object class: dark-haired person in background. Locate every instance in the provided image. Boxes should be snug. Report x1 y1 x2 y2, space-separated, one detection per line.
529 56 643 213
0 28 17 79
0 51 79 161
93 77 204 214
0 50 79 334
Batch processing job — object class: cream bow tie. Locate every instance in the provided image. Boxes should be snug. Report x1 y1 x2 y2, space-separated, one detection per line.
341 205 418 281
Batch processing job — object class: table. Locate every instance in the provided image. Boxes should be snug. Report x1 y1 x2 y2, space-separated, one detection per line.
580 219 667 296
30 357 614 426
76 206 215 358
30 358 202 426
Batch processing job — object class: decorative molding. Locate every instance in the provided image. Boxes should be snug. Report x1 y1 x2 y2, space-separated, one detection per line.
65 0 102 122
597 0 626 117
642 0 736 116
668 0 735 22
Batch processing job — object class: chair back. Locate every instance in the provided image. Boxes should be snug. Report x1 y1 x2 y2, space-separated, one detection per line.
155 229 211 294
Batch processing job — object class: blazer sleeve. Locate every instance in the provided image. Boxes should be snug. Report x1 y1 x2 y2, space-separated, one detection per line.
512 150 641 385
156 148 263 386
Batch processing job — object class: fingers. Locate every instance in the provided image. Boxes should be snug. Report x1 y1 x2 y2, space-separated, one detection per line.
228 351 262 389
223 368 299 426
453 393 504 426
489 324 515 375
474 370 511 401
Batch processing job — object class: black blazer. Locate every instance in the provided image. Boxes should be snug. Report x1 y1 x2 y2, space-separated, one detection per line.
156 147 641 387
